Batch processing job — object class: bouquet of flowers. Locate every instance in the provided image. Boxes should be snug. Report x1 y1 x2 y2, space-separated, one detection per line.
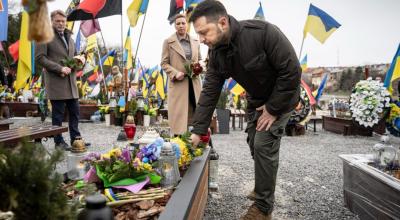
184 61 203 79
386 102 400 137
82 148 161 187
350 78 391 127
61 55 85 72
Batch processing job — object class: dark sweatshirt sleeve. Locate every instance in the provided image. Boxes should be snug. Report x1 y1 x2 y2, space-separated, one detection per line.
191 67 225 135
263 24 301 116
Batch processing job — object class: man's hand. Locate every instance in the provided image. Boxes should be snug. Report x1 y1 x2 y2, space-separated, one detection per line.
175 72 185 81
190 133 201 147
61 67 71 76
256 105 277 131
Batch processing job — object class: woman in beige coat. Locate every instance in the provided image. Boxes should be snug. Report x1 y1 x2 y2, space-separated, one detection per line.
161 14 202 135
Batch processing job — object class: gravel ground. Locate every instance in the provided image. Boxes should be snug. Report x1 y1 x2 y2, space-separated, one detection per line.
203 122 388 220
9 117 394 220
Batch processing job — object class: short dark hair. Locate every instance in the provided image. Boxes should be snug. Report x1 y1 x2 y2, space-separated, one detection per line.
189 0 228 23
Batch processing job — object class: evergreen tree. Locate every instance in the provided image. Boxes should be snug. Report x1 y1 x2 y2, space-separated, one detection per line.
0 142 77 219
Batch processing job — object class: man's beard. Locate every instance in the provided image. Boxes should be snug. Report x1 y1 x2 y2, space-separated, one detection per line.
210 26 228 49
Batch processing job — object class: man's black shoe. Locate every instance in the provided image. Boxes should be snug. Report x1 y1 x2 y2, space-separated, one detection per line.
55 142 72 151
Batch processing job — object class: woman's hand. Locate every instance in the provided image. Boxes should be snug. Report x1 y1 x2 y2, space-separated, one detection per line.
175 72 185 81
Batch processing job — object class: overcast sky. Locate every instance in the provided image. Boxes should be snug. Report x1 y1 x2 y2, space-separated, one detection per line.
46 0 400 68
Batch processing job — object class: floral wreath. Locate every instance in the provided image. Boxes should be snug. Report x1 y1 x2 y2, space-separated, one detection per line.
288 85 311 124
350 78 390 128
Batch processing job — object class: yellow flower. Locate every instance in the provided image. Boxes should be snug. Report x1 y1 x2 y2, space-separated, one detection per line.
143 163 153 171
194 148 203 157
101 153 110 160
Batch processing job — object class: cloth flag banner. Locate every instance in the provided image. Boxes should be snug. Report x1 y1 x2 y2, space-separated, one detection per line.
124 29 133 69
301 79 316 106
384 43 400 96
227 78 245 96
185 0 202 9
127 0 149 27
67 0 122 21
314 73 329 101
66 0 80 30
254 2 265 20
86 34 97 51
75 29 81 53
101 49 116 66
89 83 100 97
8 41 19 62
155 70 165 99
303 4 341 44
16 12 32 91
80 19 101 37
0 0 8 41
300 54 307 72
168 0 183 23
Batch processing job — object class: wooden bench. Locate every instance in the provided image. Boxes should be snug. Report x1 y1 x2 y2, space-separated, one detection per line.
230 109 246 130
0 124 68 146
0 120 13 131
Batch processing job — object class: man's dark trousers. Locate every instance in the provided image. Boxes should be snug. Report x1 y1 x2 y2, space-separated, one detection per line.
246 110 292 215
51 99 81 145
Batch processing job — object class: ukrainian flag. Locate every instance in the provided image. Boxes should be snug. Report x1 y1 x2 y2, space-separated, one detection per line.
127 0 149 27
227 78 245 96
384 44 400 96
123 29 133 69
185 0 202 9
101 49 116 66
300 54 307 72
303 4 341 44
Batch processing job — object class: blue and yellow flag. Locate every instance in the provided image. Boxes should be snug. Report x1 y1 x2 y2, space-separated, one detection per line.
127 0 149 27
123 29 133 69
300 54 307 72
227 78 245 96
0 0 8 41
303 4 341 44
185 0 202 9
254 2 265 20
384 44 400 96
314 73 329 101
101 49 116 66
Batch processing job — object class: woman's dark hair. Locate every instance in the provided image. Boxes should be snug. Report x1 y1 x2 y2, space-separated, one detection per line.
189 0 228 23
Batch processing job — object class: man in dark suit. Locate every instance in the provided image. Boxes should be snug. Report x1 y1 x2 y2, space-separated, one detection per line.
36 10 81 151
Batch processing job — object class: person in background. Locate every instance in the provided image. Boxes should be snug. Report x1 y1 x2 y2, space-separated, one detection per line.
161 13 203 136
188 1 301 219
35 10 84 151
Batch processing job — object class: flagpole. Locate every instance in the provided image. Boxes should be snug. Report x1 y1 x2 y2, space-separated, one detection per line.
95 46 108 98
90 19 111 98
0 42 11 69
133 8 148 70
120 14 124 70
299 37 305 60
